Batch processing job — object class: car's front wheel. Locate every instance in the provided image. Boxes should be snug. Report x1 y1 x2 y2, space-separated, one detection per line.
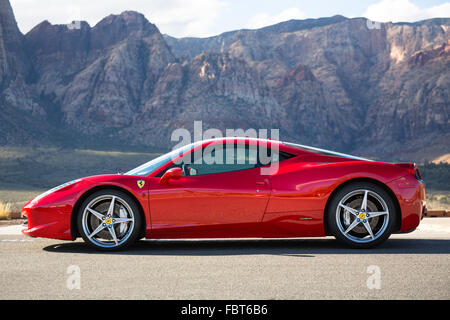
77 189 142 251
327 182 397 248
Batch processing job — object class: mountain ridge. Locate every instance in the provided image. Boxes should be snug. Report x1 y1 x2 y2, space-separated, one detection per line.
0 0 449 162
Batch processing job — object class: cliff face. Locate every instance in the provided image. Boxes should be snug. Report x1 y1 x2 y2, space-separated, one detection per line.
0 0 28 86
25 11 175 134
166 18 449 157
0 0 449 161
0 0 49 145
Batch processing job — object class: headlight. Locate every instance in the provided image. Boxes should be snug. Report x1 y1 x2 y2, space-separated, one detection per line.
32 179 81 203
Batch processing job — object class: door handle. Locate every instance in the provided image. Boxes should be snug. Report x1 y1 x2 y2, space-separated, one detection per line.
256 180 268 185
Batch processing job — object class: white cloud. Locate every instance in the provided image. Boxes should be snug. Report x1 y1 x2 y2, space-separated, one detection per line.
148 0 227 37
246 8 307 30
364 0 450 23
10 0 227 37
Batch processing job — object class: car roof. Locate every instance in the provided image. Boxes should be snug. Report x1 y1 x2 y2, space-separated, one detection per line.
196 137 370 161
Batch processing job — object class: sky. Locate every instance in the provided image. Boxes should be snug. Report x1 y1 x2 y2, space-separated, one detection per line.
10 0 450 38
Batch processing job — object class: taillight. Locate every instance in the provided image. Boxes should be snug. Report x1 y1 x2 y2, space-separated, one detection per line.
414 167 422 180
408 165 422 181
396 163 421 181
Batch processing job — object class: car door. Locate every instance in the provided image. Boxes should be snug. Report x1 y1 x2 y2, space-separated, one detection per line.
148 142 271 235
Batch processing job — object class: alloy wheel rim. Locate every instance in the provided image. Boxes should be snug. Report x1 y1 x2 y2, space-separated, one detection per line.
336 189 389 243
82 195 135 248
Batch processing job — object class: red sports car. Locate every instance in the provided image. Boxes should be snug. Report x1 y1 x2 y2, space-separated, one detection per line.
22 138 427 250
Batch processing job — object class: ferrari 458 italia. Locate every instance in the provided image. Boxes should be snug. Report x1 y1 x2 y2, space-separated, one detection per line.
22 138 427 250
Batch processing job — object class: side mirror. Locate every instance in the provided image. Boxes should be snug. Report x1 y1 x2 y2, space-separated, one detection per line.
187 167 198 176
160 167 183 184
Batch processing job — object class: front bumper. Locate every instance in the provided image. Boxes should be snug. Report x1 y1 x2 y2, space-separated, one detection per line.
21 204 73 240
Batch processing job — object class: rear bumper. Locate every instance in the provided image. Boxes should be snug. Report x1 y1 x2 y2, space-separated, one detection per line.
387 176 426 233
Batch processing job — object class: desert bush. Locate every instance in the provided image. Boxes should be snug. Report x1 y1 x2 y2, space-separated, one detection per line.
418 162 450 191
0 202 11 220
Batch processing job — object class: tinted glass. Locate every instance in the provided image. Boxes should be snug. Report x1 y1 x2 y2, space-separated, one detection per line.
159 143 295 177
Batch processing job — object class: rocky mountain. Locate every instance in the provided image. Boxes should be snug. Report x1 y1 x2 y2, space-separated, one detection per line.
0 0 50 145
165 17 450 159
0 0 448 161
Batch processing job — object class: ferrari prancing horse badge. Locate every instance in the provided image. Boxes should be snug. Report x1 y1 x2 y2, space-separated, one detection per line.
137 180 145 189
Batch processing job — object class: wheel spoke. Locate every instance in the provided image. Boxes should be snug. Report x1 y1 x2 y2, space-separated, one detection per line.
344 210 351 226
344 218 361 234
88 223 106 239
107 196 116 217
87 207 104 220
108 226 119 245
82 194 136 248
119 205 128 234
113 218 133 224
362 220 375 239
339 204 358 216
368 211 388 218
337 188 390 244
361 190 368 211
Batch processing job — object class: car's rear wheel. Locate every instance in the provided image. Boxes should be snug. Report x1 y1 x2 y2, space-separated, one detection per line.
77 189 142 251
327 182 397 248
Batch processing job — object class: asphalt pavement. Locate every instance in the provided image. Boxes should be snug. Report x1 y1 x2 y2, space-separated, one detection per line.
0 218 449 300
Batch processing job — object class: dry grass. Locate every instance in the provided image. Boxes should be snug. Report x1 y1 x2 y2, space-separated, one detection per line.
0 146 160 212
0 201 12 220
0 146 448 214
427 190 450 211
0 146 159 190
0 188 45 212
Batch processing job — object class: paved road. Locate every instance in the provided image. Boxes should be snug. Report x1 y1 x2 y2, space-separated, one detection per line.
0 218 449 300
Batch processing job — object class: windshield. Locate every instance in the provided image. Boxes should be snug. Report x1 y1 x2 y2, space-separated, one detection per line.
126 142 199 176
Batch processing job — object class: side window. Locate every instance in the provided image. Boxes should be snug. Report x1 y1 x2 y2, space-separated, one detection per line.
190 144 257 176
159 143 295 177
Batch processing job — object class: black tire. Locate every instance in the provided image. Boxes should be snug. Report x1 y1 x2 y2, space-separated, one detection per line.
77 189 142 251
327 182 397 248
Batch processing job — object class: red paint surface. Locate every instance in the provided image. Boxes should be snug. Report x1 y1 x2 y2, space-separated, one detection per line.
22 138 426 241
